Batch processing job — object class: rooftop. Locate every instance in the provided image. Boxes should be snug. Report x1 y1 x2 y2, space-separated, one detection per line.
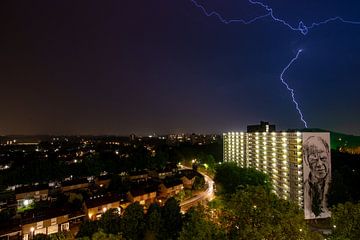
15 184 48 194
62 178 89 187
85 193 128 209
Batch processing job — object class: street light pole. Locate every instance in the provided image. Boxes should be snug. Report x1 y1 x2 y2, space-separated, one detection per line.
30 227 35 240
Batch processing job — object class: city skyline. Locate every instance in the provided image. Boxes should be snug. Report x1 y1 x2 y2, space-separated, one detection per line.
1 0 359 135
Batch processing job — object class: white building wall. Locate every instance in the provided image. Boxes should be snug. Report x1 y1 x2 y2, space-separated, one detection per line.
223 131 305 206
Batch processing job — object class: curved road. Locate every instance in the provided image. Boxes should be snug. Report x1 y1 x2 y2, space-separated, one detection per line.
179 165 215 212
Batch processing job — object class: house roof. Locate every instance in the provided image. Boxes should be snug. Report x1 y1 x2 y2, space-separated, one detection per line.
97 175 112 181
163 178 183 188
15 184 48 194
20 208 69 225
129 170 148 176
62 178 89 187
0 223 21 236
85 193 128 209
129 186 157 197
178 169 199 180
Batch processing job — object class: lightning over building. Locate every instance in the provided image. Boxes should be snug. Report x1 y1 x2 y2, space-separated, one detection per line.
280 50 308 128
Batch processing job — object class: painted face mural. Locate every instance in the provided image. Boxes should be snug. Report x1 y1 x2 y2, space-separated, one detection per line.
303 133 331 219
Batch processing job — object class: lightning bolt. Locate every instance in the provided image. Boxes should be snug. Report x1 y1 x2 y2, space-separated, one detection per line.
248 0 360 35
189 0 271 24
190 0 360 35
189 0 360 127
280 49 308 128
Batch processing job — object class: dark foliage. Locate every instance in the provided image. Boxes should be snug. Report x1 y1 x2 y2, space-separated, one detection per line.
328 150 360 206
214 163 271 196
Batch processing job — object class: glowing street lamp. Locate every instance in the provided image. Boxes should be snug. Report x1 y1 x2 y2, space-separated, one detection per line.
30 227 35 239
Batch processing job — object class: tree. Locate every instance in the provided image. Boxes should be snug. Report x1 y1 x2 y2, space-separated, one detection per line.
121 202 145 240
192 175 205 190
328 151 360 206
92 230 124 240
223 186 315 240
327 170 349 207
128 146 150 170
99 208 122 234
145 204 162 240
68 192 83 211
175 190 186 202
108 175 129 193
197 153 216 172
150 147 169 169
80 153 104 176
179 206 225 240
214 163 271 196
48 232 73 240
330 202 360 239
77 220 99 238
0 207 16 223
160 197 182 240
34 234 50 240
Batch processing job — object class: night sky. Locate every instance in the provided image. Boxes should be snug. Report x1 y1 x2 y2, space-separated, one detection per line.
1 1 359 135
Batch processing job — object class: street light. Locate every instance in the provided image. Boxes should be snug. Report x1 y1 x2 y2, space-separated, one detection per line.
30 227 35 240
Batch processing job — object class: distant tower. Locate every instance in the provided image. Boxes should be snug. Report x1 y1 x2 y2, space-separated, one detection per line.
247 121 275 133
129 134 136 141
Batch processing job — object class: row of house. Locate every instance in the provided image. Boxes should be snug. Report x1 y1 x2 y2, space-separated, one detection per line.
0 208 70 240
87 176 188 220
0 169 200 240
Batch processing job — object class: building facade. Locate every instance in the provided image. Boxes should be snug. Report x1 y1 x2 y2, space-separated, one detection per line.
84 194 130 220
21 211 70 240
223 122 331 219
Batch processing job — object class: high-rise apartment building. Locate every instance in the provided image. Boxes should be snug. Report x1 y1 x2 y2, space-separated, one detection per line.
223 122 331 219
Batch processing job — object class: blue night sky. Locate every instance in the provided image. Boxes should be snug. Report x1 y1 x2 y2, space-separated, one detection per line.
0 0 359 135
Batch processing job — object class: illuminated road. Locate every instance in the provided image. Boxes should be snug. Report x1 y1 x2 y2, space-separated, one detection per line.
179 166 215 212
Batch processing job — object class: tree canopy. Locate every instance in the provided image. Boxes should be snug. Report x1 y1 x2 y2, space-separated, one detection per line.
222 186 322 240
214 163 271 196
121 202 145 240
330 202 360 240
179 206 225 240
160 197 182 240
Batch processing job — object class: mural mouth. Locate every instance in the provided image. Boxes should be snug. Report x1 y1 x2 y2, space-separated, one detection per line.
316 169 327 178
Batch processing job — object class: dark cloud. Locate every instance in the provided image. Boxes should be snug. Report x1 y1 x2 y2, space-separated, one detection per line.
0 0 359 135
